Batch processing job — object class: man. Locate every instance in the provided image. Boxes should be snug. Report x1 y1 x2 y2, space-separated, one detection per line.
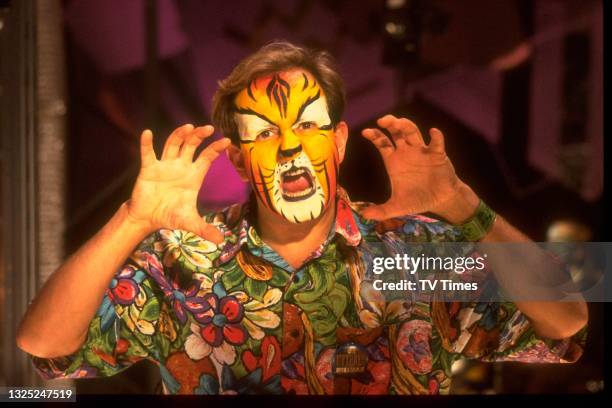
17 42 587 395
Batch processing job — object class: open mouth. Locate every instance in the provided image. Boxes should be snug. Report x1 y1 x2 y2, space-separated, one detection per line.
280 166 316 201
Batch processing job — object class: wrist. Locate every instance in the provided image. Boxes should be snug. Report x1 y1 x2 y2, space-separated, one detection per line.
120 201 156 238
435 182 481 225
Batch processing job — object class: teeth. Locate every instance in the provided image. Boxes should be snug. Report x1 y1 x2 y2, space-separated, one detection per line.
279 167 316 200
284 169 307 177
283 185 315 198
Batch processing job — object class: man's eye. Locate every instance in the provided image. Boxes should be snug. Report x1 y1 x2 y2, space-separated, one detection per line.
257 130 274 140
298 121 316 130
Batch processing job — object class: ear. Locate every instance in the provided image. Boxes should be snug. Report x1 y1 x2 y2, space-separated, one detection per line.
226 143 249 182
334 121 349 164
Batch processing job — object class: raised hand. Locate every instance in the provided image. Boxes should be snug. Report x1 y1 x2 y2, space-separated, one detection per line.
360 115 477 223
126 124 231 243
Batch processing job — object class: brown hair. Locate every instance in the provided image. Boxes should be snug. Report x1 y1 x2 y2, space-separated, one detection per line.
212 41 346 144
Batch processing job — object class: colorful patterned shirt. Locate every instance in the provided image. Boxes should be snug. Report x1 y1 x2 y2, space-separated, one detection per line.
30 188 586 394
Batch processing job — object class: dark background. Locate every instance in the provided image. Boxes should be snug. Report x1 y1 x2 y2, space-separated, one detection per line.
61 0 604 252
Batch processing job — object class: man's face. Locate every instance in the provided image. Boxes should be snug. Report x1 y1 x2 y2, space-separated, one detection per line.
234 69 339 223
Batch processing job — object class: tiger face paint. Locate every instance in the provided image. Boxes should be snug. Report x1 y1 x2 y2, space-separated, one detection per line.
234 69 339 223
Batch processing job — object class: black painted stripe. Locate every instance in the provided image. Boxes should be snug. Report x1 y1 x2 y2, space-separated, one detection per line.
247 81 256 102
302 73 309 91
294 90 321 125
235 107 275 126
258 163 277 213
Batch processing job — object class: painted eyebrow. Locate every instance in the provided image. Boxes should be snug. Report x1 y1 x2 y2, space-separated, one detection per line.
293 90 322 126
235 107 277 128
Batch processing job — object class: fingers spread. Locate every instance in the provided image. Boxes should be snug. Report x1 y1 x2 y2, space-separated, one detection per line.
162 124 194 160
377 115 403 142
377 115 424 147
376 114 398 128
195 137 232 169
394 118 424 146
361 128 394 157
179 125 215 162
428 128 446 152
140 129 157 167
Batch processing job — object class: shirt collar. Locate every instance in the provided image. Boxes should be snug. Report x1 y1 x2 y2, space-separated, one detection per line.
215 186 362 266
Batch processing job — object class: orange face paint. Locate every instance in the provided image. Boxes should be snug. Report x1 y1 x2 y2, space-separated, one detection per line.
234 69 338 223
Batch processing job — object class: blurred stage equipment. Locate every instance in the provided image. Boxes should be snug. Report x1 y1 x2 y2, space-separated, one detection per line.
381 0 449 67
546 219 593 286
547 220 593 243
383 0 525 69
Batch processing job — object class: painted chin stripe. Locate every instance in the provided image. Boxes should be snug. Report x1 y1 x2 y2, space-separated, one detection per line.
249 149 270 207
322 159 331 206
332 155 339 201
257 163 277 214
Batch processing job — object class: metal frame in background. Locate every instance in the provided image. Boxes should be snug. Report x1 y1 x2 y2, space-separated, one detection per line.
1 0 67 386
0 0 39 387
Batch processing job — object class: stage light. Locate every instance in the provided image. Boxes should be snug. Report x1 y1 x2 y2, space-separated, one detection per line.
381 0 449 68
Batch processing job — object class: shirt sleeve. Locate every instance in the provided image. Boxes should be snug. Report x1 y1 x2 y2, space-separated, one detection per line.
30 234 179 380
388 214 587 364
441 299 587 363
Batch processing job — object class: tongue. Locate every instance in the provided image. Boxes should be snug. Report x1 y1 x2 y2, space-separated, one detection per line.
282 175 310 193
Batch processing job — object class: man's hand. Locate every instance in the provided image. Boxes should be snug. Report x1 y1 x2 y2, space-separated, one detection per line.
361 115 588 339
360 115 478 223
16 124 230 358
126 124 231 243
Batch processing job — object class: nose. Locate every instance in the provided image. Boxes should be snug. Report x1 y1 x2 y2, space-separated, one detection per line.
279 145 302 158
278 130 302 161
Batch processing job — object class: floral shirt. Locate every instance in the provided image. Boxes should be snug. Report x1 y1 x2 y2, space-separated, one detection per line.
31 188 586 395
